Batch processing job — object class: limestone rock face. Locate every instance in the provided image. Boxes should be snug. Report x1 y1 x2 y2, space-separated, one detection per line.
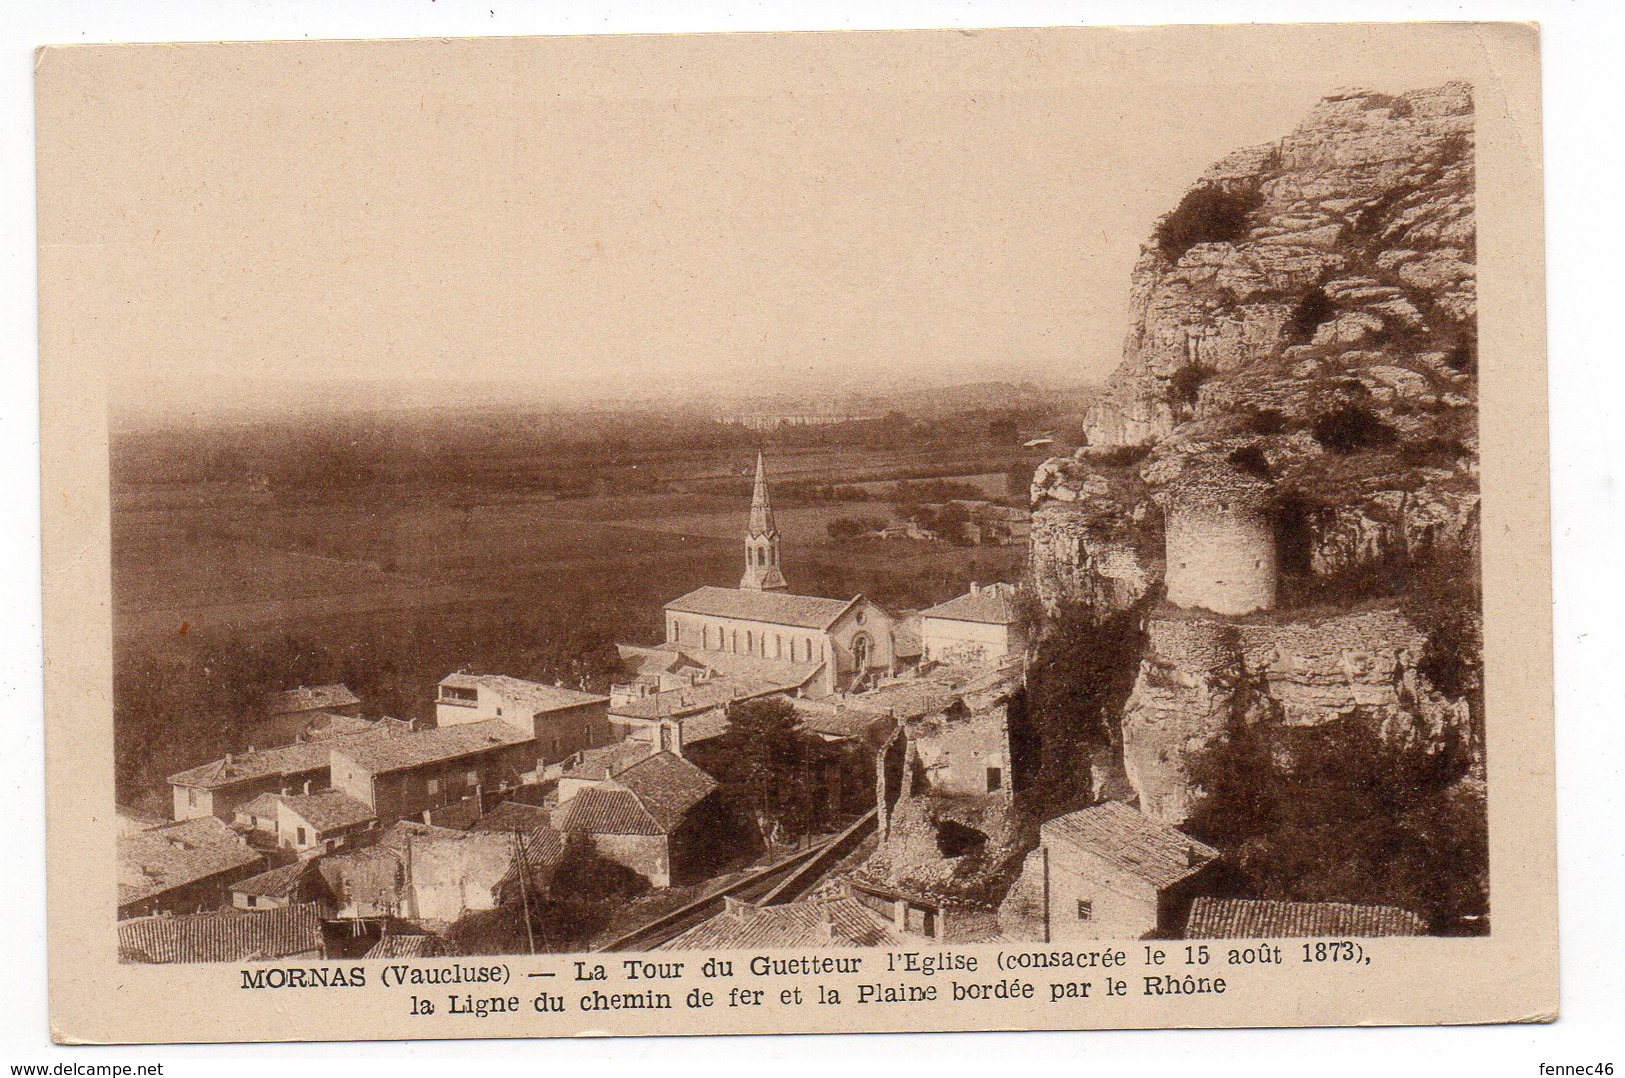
1121 606 1467 826
1084 82 1475 469
1025 83 1482 830
1028 455 1158 615
1034 82 1478 596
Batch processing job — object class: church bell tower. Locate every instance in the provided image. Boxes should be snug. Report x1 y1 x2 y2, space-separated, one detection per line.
740 452 788 592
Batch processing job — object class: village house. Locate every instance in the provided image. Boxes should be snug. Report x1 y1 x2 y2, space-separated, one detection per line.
230 861 333 912
249 683 363 749
233 789 378 855
167 721 408 823
435 673 611 765
1183 897 1426 938
656 893 899 950
117 816 265 920
118 902 327 964
557 741 659 804
871 659 1025 824
328 719 536 827
919 582 1027 667
553 750 719 888
608 668 817 753
1003 802 1219 942
317 820 563 922
464 796 549 834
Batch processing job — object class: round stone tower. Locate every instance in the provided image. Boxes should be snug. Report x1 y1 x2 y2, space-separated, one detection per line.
1156 457 1277 616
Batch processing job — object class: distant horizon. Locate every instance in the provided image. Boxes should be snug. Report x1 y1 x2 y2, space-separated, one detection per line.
44 30 1475 428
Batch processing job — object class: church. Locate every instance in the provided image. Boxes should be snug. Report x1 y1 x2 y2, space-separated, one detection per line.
659 453 904 697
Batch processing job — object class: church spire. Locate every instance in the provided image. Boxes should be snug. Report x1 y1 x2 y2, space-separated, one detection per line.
740 452 788 591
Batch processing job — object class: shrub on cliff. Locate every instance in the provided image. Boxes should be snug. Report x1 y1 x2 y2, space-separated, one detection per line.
1154 184 1264 260
1185 704 1487 933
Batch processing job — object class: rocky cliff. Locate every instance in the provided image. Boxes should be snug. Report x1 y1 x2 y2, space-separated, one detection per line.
1027 83 1483 828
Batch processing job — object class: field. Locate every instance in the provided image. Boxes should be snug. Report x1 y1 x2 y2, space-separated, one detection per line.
111 434 1044 805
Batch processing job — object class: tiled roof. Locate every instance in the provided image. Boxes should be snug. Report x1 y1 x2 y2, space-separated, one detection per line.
118 817 264 906
118 903 324 964
317 845 405 908
265 684 360 716
843 679 962 721
457 674 607 713
1184 897 1427 939
610 675 797 723
168 725 405 790
891 614 923 658
330 719 533 775
302 713 412 741
276 790 377 833
613 752 717 831
657 897 898 950
795 702 894 741
673 709 730 745
562 741 658 782
1042 802 1219 891
471 800 553 832
364 933 443 958
231 861 315 900
116 805 167 834
921 582 1022 625
665 586 857 630
617 644 692 678
555 786 664 836
677 649 824 686
237 793 284 820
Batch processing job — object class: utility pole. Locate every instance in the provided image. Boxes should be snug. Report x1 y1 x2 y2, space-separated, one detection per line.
514 830 537 956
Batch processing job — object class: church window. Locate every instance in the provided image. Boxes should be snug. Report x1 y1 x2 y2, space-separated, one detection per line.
775 635 782 658
745 630 753 653
1076 899 1093 921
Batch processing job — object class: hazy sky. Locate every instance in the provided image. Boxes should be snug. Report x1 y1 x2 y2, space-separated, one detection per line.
37 25 1486 420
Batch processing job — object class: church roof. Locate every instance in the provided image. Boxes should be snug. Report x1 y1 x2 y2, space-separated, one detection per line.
921 582 1022 625
665 586 858 630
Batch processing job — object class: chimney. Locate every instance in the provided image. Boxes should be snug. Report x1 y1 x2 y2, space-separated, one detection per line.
722 895 754 921
970 581 980 595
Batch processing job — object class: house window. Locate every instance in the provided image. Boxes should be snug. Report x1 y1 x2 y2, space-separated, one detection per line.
466 769 478 786
297 826 308 846
187 788 199 809
1076 899 1093 921
428 777 440 795
496 706 502 716
986 767 1003 791
246 894 257 908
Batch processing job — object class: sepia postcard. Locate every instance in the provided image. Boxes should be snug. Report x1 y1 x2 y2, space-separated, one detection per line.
37 22 1554 1044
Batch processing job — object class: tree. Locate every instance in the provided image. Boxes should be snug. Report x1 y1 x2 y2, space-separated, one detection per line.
703 696 835 848
825 515 888 541
444 835 649 955
1184 701 1487 933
